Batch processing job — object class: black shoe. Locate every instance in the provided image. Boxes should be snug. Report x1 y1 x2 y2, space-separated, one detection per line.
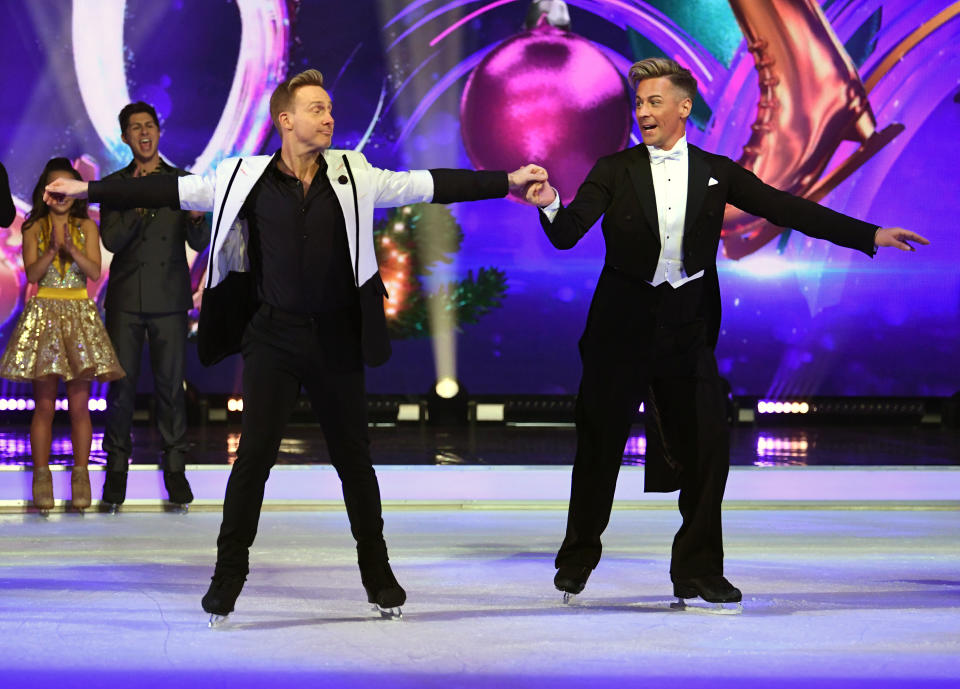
672 575 742 603
554 566 591 595
101 471 128 505
164 471 194 504
360 562 406 609
202 574 246 616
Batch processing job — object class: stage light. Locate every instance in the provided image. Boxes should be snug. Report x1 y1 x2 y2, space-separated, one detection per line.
427 379 468 425
227 398 244 413
435 377 460 399
757 399 810 414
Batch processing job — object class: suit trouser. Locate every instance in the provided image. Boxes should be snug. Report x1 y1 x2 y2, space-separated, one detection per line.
555 279 730 579
103 310 189 473
214 304 388 578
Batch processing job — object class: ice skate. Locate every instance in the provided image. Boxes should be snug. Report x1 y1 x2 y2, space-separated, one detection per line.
100 471 127 514
361 562 405 620
163 471 193 513
201 574 246 628
671 576 743 615
554 566 591 604
70 466 91 514
32 466 54 516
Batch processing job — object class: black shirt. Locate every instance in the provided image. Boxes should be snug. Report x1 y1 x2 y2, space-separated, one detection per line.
241 151 356 313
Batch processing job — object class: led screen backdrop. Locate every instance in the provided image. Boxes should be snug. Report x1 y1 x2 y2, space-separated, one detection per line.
0 0 957 397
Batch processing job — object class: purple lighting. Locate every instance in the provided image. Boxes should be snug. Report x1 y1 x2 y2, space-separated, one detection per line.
0 398 105 412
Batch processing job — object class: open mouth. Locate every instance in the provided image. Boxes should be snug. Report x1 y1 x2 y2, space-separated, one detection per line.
139 138 153 151
641 123 657 132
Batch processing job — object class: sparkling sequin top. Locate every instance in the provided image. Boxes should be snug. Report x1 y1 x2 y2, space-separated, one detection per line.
38 256 87 290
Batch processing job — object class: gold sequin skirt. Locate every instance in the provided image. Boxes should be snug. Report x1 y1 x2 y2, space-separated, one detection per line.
0 296 125 382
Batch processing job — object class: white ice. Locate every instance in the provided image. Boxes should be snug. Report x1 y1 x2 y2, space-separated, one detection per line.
1 508 958 688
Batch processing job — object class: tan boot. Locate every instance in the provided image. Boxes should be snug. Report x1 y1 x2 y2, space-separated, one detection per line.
71 466 91 511
32 466 54 513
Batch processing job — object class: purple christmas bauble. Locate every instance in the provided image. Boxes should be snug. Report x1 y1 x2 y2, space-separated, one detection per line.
461 24 631 204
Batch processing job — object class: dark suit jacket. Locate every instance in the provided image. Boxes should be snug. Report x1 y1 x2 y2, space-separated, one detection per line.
100 160 210 314
542 143 877 345
542 143 876 280
540 142 879 490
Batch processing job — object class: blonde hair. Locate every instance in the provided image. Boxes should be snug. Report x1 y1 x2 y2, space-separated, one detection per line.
627 57 697 102
269 69 325 131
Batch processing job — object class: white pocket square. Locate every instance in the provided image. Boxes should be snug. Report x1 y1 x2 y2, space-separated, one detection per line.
708 177 719 186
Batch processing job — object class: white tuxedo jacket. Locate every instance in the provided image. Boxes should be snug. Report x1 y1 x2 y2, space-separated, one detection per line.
176 149 436 292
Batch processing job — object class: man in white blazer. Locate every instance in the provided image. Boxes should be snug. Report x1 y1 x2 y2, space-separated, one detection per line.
48 69 547 624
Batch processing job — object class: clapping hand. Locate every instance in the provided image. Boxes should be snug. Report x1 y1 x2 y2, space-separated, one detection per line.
61 230 81 258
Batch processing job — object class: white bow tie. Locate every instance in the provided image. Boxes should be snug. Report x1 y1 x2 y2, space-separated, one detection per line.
649 146 684 165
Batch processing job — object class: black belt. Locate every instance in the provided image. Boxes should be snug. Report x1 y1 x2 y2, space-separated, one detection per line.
258 303 356 325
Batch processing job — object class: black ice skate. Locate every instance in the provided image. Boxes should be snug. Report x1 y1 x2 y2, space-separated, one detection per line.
100 471 127 514
670 575 743 614
361 562 405 619
554 566 591 604
163 471 194 513
202 574 246 627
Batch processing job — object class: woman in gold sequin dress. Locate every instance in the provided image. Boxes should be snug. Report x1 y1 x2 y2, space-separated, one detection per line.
0 159 124 512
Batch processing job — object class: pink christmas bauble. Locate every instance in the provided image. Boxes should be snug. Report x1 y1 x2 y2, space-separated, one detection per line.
460 24 631 204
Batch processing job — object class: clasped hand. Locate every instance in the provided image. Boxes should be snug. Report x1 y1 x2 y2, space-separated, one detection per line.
508 165 557 207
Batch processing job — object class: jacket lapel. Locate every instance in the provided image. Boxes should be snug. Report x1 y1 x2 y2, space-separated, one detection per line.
209 155 272 286
684 145 710 235
625 145 661 243
325 150 360 283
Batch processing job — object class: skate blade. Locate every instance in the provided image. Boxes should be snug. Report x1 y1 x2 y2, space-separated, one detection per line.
371 604 403 620
670 598 743 615
208 613 229 628
101 503 121 515
562 592 578 605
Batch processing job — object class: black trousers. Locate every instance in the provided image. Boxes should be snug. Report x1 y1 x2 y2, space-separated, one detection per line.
215 304 388 578
555 275 730 580
103 310 189 473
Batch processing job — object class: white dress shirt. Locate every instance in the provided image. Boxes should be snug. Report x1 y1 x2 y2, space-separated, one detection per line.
541 135 704 288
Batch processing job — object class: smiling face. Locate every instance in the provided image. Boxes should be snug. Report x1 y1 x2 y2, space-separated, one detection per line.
634 77 691 150
280 84 334 152
45 170 76 215
121 111 160 164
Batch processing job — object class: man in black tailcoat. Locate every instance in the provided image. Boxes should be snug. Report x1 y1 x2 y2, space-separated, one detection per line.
525 57 928 607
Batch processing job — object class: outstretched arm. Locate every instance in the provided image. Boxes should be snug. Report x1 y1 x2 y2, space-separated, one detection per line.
45 174 209 212
725 159 930 256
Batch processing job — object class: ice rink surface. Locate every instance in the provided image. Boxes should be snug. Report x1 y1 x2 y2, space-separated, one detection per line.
1 507 958 688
